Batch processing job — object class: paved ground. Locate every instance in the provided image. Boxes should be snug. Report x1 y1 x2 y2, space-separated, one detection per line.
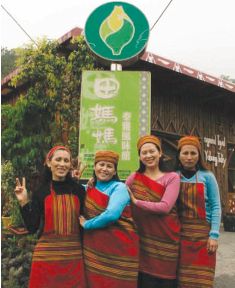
214 226 235 288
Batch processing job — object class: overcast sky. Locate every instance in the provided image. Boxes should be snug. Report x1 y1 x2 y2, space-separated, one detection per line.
1 0 235 79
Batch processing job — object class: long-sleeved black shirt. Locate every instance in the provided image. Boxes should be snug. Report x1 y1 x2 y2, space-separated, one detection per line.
20 179 86 234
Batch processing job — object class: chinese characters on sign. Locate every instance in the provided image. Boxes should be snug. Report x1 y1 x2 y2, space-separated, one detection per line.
121 112 131 161
79 71 151 179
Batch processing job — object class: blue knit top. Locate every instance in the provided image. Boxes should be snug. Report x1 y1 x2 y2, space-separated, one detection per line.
83 180 130 230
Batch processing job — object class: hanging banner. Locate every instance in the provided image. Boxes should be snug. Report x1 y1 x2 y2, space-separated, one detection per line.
79 70 151 179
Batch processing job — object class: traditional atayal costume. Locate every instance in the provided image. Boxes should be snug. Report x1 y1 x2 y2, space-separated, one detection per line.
21 180 86 288
83 181 139 288
177 170 221 288
130 172 180 282
177 136 221 288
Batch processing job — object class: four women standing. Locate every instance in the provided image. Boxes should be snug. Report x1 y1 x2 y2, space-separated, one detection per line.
15 135 221 288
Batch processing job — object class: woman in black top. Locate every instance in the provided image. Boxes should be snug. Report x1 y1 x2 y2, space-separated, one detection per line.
15 145 87 288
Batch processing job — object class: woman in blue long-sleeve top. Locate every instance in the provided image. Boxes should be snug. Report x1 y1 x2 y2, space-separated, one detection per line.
79 150 139 288
176 136 221 288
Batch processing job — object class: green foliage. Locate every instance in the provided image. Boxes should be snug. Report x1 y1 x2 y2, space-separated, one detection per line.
1 161 24 225
1 47 18 78
1 161 15 216
2 36 99 179
1 234 37 288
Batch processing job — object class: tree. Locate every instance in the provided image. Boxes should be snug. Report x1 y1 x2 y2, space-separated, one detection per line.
1 47 17 78
1 36 99 179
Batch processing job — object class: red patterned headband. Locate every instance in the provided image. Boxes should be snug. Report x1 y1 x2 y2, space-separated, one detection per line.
45 145 71 164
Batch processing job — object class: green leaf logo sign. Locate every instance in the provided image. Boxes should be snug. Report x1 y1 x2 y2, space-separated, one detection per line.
85 1 149 66
99 6 135 56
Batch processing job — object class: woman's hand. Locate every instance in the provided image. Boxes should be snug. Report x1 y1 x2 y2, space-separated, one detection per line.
79 215 87 227
87 177 94 188
71 169 82 180
127 186 137 205
207 238 218 254
71 157 87 181
14 177 29 207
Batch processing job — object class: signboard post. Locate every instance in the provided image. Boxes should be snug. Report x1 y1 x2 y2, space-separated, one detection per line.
79 2 151 179
79 70 151 179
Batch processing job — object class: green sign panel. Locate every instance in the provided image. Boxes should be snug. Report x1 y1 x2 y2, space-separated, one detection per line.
84 2 149 64
79 71 151 179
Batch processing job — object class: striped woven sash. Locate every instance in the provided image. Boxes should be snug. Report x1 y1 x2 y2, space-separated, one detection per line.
140 232 179 262
178 181 215 288
84 187 139 285
84 246 138 281
33 234 82 262
179 264 215 288
181 218 211 241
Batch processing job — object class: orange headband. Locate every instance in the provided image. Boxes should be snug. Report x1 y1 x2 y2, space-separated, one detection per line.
178 136 201 151
45 145 71 163
137 135 161 151
95 150 119 165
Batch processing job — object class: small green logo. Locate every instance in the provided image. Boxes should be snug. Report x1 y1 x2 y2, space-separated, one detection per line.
85 2 149 65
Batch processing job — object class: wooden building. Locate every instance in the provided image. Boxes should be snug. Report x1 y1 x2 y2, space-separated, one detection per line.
2 27 235 220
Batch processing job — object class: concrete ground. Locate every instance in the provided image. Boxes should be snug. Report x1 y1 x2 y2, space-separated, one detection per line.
214 225 235 288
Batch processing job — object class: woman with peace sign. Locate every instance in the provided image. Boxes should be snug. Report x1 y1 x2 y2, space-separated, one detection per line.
15 145 87 288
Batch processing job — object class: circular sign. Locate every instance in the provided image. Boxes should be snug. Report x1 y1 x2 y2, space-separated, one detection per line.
84 1 149 66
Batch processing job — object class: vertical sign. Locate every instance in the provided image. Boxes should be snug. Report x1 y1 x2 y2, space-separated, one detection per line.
79 70 151 179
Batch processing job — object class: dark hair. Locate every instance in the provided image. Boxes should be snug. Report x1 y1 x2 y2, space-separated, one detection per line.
136 144 170 173
93 163 120 185
175 148 208 171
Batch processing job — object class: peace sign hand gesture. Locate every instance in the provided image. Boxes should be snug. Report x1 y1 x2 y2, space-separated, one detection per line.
71 157 87 181
15 177 29 207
